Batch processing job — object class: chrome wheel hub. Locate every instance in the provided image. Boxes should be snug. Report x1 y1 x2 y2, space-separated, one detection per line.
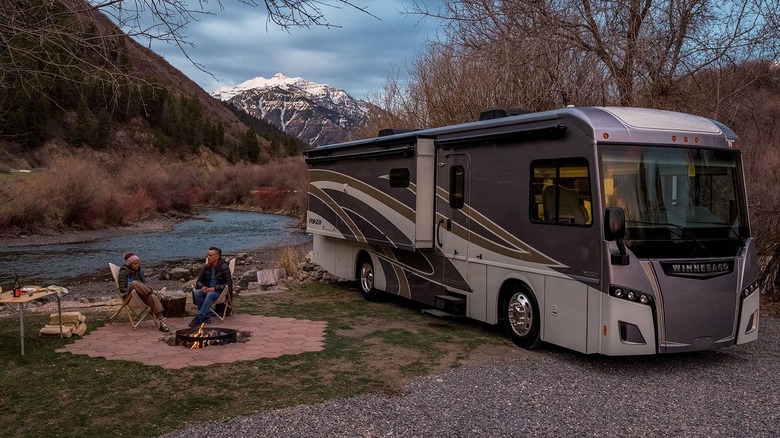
507 292 533 336
360 263 374 293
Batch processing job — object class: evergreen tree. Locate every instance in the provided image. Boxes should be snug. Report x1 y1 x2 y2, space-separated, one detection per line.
234 128 260 163
68 103 91 147
95 107 112 149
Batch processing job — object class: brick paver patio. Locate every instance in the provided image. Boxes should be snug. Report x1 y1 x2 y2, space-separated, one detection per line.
56 314 327 369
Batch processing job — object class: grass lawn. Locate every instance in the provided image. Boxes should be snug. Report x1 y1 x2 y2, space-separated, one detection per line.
0 282 506 437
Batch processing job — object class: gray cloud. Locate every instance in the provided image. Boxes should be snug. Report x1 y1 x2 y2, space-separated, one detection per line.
145 1 441 99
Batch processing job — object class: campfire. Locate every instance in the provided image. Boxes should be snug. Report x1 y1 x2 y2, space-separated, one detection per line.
175 324 237 349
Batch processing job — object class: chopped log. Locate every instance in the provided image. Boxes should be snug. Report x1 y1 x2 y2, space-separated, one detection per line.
41 310 88 337
74 322 87 336
39 325 73 338
49 311 85 325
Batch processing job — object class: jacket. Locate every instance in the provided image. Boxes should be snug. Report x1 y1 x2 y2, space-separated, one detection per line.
118 266 145 298
195 257 233 293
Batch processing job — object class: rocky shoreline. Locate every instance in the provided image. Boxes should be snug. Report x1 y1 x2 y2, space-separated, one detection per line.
0 217 314 308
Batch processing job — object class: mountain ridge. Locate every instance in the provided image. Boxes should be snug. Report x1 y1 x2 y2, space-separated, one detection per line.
213 73 374 146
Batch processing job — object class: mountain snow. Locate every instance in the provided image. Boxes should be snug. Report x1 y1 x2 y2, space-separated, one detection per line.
212 73 372 146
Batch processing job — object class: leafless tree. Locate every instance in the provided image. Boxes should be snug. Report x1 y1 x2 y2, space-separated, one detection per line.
0 0 374 97
404 0 780 109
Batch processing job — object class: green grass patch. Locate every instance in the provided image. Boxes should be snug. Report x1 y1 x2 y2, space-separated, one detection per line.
0 282 506 437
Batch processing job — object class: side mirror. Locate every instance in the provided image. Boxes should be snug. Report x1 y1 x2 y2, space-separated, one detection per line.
604 207 629 265
604 207 626 241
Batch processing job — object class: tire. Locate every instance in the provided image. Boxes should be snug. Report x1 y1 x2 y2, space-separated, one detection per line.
502 284 541 349
358 255 381 301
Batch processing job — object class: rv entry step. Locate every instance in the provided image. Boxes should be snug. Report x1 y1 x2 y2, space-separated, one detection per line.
422 294 466 318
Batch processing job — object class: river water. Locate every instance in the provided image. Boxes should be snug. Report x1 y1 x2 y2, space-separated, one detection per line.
0 209 311 286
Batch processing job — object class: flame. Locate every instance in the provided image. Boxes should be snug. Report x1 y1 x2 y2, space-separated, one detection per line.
189 323 208 349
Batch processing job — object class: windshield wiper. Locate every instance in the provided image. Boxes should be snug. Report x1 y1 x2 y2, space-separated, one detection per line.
626 220 706 250
685 220 747 249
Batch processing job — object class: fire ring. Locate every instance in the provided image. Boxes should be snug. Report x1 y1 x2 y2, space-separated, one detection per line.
175 327 237 349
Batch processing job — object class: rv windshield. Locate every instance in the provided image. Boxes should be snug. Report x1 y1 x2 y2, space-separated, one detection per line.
601 145 749 258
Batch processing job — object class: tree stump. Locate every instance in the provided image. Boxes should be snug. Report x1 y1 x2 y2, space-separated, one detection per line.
161 291 187 318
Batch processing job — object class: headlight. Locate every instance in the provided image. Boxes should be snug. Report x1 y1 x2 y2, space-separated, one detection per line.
741 281 759 298
610 285 653 306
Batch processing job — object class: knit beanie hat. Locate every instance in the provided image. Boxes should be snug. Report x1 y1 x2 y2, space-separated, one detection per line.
124 252 140 266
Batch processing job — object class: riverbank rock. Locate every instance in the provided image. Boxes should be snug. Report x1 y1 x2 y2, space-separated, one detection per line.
296 262 343 283
166 268 192 281
258 269 287 287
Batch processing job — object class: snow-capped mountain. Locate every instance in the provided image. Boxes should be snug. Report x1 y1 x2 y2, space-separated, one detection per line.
213 73 372 147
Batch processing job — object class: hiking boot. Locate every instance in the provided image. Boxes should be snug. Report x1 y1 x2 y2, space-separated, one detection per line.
203 317 212 324
188 316 201 328
158 318 170 333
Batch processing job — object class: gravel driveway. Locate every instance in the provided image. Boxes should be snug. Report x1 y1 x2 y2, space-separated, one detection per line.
162 316 779 437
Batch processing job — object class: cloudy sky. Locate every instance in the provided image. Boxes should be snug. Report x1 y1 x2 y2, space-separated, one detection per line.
139 1 444 99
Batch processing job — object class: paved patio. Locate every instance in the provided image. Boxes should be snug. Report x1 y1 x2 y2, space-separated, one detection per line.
56 314 327 369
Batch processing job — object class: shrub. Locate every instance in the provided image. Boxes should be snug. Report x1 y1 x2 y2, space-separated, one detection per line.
277 246 301 277
0 176 51 233
44 156 109 228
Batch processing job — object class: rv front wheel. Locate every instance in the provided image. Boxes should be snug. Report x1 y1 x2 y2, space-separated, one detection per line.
358 256 381 301
502 285 541 349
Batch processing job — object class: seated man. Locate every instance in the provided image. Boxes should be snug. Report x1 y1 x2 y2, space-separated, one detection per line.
190 247 233 327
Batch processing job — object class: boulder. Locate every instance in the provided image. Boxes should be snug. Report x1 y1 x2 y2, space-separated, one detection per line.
168 267 191 281
258 269 287 286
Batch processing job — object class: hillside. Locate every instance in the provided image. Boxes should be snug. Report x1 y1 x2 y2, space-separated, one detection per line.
0 1 309 236
0 0 302 170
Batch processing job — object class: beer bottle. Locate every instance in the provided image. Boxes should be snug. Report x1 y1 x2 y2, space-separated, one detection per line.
13 273 21 297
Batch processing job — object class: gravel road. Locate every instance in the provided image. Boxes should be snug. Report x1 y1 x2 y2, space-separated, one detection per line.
162 315 779 437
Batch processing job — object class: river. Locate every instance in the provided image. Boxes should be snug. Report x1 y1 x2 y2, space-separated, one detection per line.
0 209 311 286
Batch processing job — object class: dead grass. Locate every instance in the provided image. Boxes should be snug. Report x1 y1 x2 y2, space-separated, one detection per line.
277 245 302 277
0 155 308 235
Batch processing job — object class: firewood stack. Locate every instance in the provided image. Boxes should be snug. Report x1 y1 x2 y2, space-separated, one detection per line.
39 311 87 338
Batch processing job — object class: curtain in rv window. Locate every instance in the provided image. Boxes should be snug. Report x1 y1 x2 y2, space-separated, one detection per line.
530 158 592 226
449 165 465 208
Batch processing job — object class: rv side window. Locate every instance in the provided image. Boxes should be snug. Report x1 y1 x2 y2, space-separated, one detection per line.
389 168 410 188
450 165 465 208
530 158 592 226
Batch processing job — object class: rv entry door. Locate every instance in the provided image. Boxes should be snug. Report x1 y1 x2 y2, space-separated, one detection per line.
437 153 471 291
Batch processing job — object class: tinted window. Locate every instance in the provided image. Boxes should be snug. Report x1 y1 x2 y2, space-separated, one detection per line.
389 168 410 188
450 165 465 208
531 158 591 226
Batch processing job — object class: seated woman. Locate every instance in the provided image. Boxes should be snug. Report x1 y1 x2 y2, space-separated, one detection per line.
190 247 233 328
119 252 170 332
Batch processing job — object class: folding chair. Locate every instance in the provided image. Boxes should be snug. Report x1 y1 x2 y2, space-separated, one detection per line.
209 257 236 322
107 263 152 329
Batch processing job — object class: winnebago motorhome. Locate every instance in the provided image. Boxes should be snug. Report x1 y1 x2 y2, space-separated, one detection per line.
304 107 760 355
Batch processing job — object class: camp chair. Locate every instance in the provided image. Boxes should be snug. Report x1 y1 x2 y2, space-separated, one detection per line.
191 257 236 322
107 263 152 329
209 257 236 322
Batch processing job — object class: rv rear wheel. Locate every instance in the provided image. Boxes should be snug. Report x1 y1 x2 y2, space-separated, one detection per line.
502 284 541 349
358 256 381 301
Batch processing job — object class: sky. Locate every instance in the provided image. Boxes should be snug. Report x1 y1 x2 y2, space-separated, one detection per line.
138 1 444 99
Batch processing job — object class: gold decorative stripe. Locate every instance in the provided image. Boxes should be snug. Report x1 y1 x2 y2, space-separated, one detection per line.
308 184 365 242
310 169 416 223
